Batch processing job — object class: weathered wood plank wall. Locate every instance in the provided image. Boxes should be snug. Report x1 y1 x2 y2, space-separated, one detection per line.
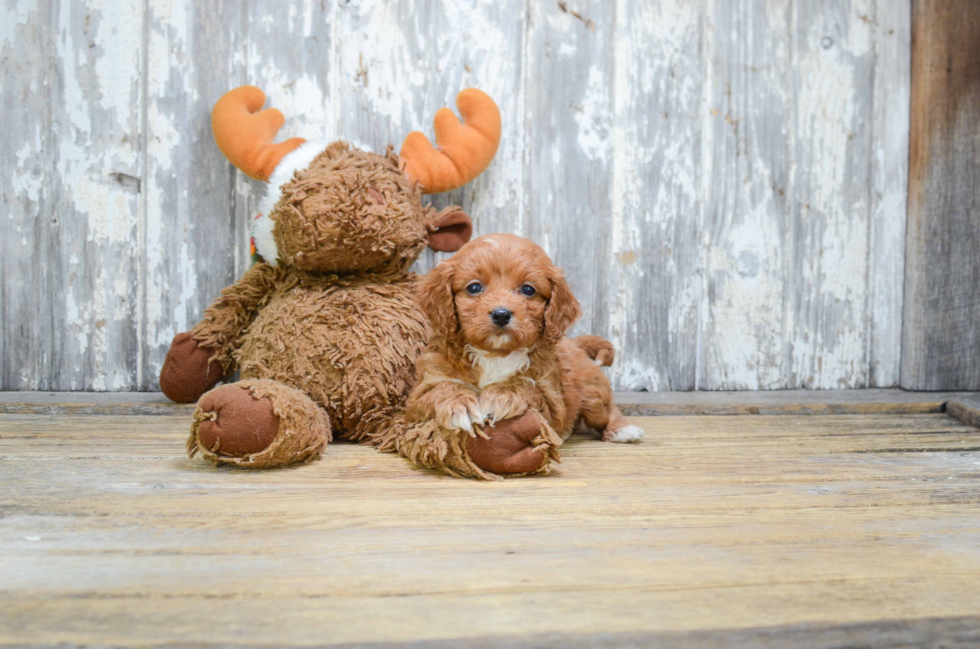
902 0 980 390
1 0 912 391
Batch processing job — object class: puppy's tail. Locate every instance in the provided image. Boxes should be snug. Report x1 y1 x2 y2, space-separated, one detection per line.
573 334 615 367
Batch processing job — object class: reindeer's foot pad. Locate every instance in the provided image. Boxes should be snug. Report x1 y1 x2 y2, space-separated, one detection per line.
195 384 280 455
466 411 562 477
188 379 330 469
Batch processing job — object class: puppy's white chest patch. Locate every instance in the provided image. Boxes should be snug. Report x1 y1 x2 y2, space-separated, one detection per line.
466 345 530 389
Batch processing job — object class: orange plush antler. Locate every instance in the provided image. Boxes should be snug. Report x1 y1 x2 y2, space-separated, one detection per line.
211 86 307 182
399 89 501 194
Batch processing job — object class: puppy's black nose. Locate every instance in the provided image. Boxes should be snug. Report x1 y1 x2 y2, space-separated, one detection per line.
490 307 512 327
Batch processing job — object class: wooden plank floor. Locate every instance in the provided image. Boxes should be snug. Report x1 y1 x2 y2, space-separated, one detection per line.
2 410 980 647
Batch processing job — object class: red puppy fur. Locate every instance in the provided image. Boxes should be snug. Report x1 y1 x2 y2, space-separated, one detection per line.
407 233 644 444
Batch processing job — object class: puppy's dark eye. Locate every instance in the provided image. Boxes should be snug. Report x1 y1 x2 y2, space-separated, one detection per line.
466 282 483 295
520 284 536 297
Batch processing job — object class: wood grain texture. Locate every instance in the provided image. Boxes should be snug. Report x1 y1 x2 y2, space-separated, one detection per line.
2 410 980 645
1 0 913 391
902 0 980 390
946 396 980 430
335 618 980 649
700 0 796 389
141 0 249 390
701 0 909 390
869 0 910 389
606 0 702 390
2 0 143 390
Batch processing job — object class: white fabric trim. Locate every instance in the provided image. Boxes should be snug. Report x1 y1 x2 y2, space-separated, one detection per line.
257 141 326 220
251 214 278 267
253 141 325 265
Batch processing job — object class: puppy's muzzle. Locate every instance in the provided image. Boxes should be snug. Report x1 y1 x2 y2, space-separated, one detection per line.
490 307 512 328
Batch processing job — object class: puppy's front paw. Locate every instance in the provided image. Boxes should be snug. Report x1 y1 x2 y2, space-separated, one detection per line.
604 423 645 443
478 391 528 426
436 397 484 433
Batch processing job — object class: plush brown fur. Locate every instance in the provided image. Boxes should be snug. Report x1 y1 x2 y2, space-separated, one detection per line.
405 234 640 453
272 143 429 274
163 143 479 468
190 260 426 442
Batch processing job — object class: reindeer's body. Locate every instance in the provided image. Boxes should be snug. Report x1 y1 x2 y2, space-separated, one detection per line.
195 262 426 444
239 272 425 440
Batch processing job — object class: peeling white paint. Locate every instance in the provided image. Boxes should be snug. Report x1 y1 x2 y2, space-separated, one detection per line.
1 0 911 391
573 66 610 163
12 143 41 202
607 0 702 390
868 1 910 387
143 0 195 364
1 0 33 46
93 0 142 116
146 104 181 174
53 3 139 250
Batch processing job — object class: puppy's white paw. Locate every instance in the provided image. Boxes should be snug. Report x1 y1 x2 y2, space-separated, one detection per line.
606 424 645 443
450 411 473 430
479 406 497 426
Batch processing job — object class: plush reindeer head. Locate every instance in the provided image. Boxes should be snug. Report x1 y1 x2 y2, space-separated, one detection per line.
211 86 501 274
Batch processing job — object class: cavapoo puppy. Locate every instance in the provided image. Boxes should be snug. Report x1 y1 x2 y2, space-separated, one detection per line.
406 233 644 472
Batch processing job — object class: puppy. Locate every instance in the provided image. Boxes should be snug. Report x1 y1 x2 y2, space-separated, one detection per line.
407 233 644 447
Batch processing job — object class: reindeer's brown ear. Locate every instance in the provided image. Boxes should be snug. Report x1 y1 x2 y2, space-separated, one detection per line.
418 257 461 341
543 268 581 345
426 207 473 253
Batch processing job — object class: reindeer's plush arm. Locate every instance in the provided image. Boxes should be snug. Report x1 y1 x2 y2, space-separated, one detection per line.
160 263 281 403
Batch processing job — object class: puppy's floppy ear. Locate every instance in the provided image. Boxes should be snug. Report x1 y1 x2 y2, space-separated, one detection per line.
543 268 581 345
426 206 473 253
418 257 460 341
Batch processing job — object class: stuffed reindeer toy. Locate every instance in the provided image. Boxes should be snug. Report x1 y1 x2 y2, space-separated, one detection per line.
159 85 562 477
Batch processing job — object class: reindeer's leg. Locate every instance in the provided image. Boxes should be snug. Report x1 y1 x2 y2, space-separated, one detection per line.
187 379 330 469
